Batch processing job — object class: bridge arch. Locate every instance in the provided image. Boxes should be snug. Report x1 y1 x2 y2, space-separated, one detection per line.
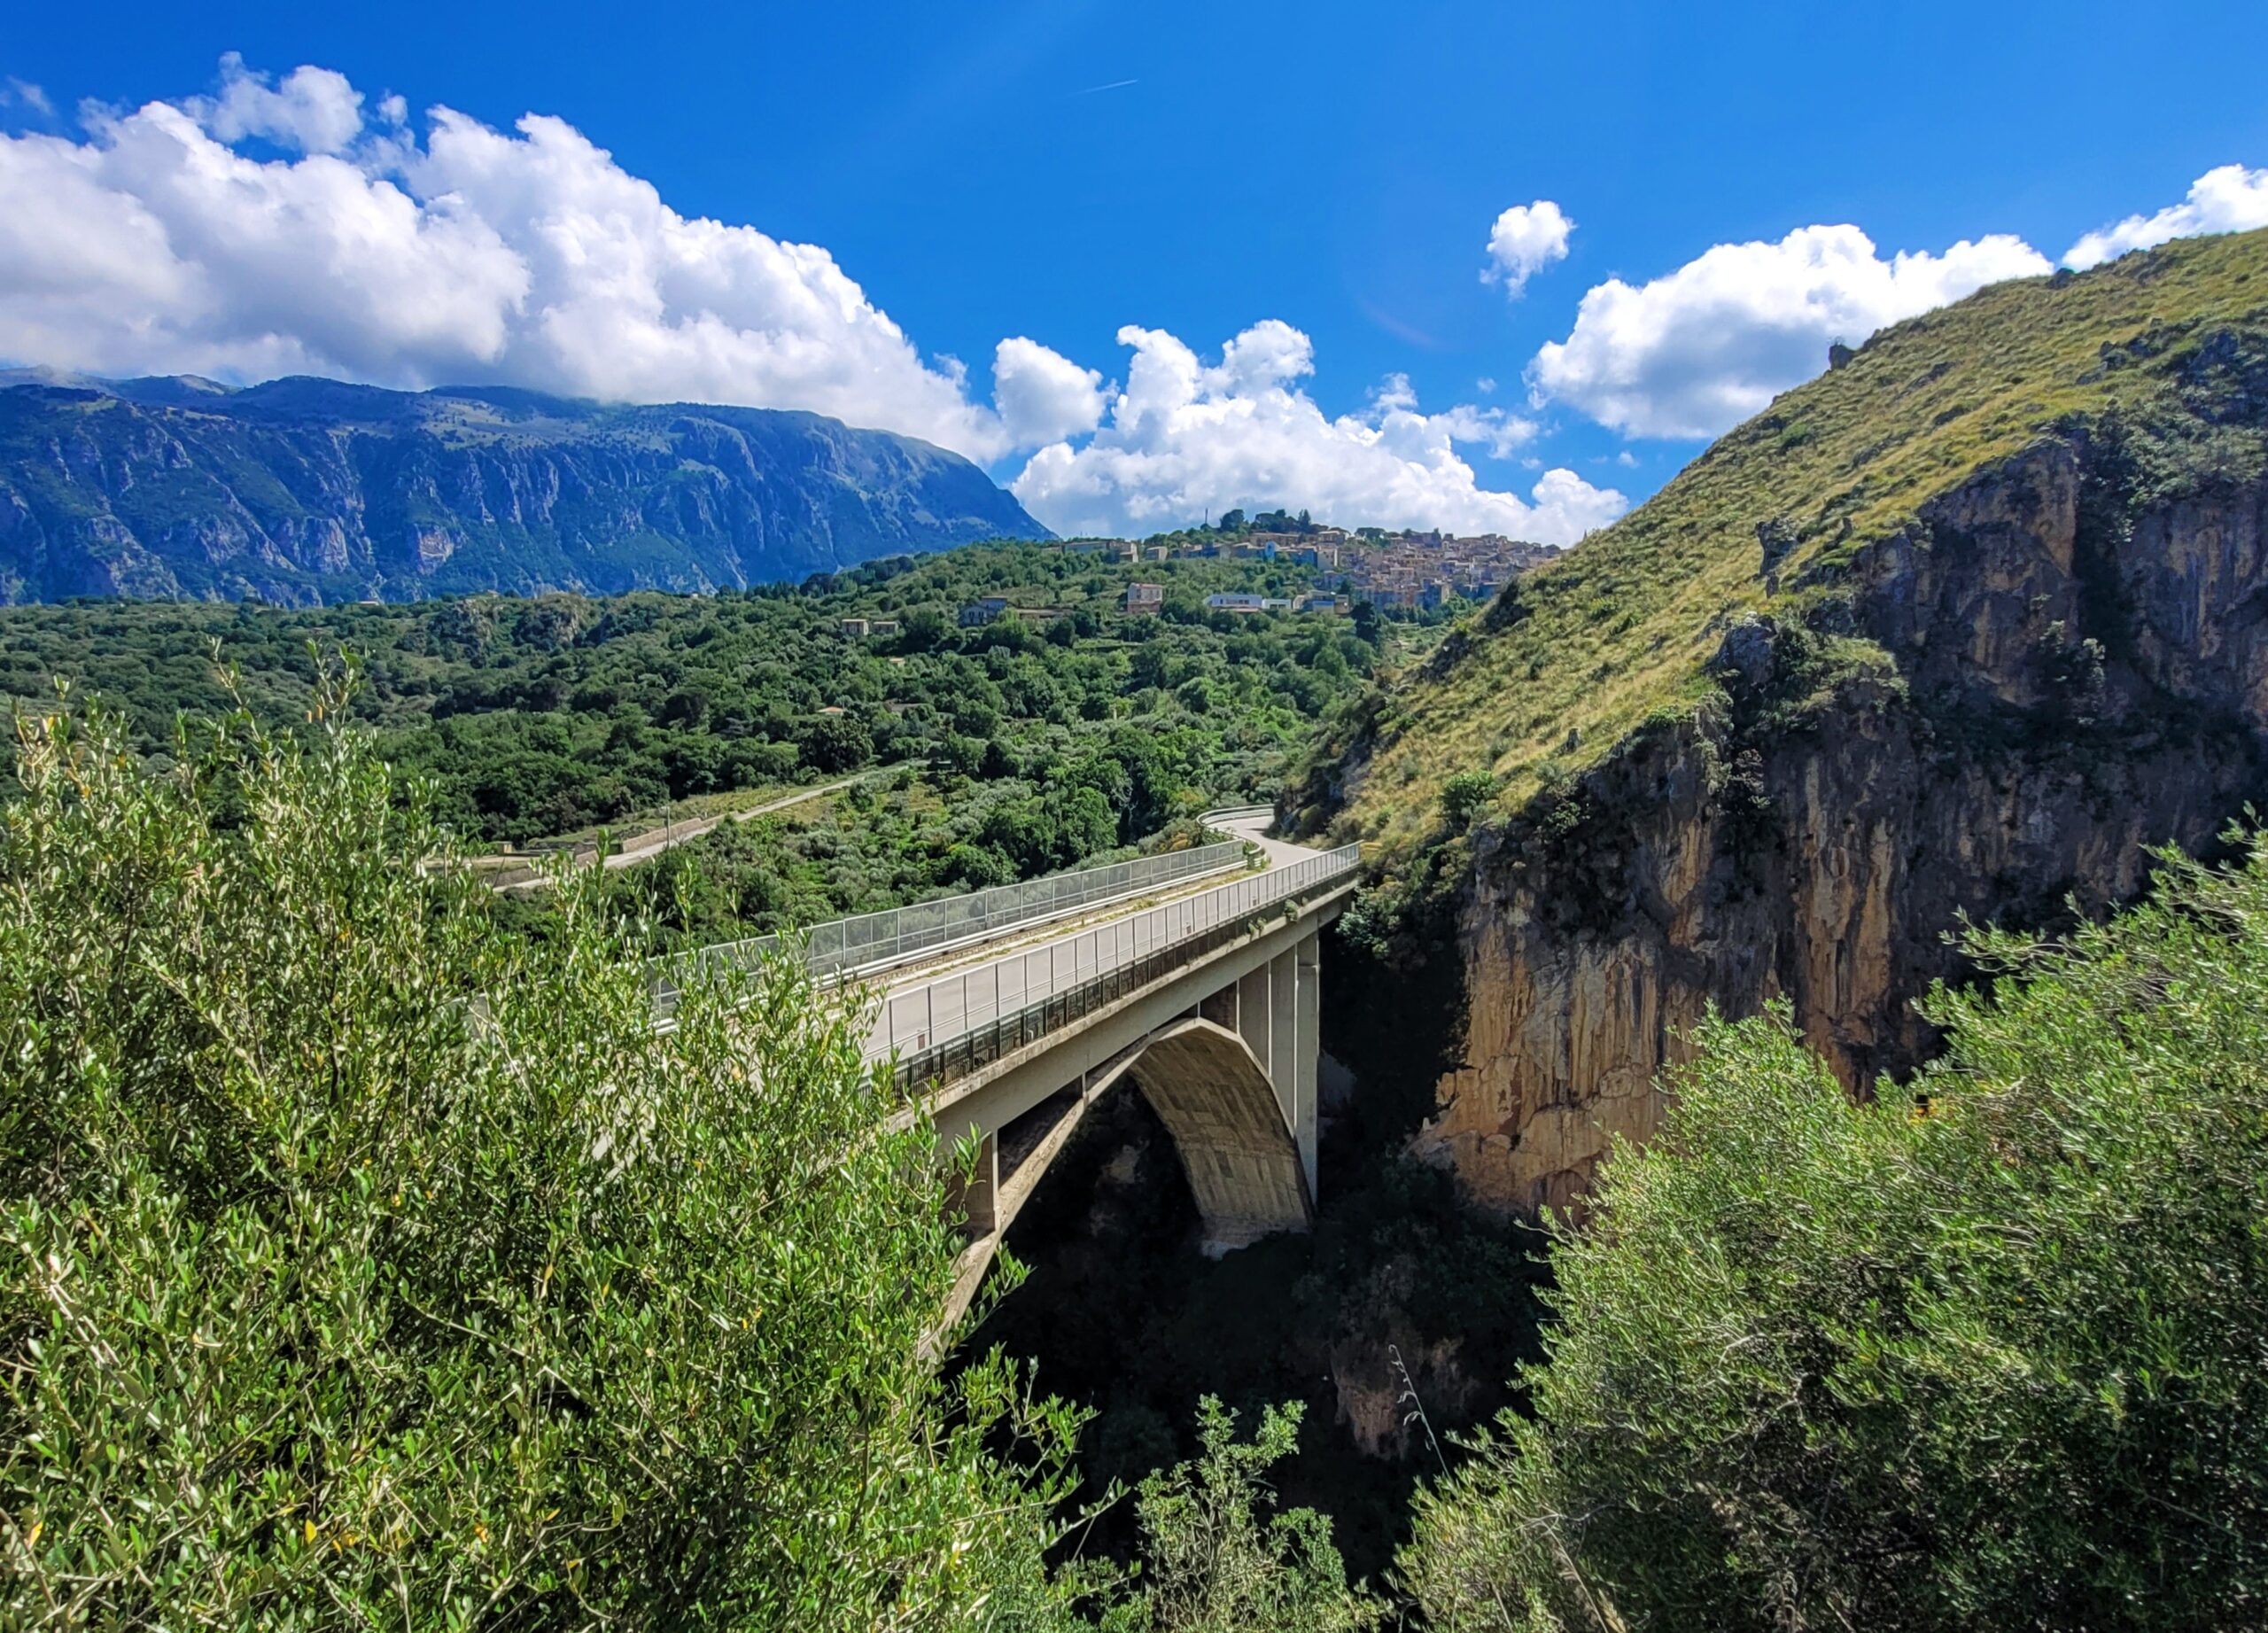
909 869 1354 1322
1119 1016 1313 1253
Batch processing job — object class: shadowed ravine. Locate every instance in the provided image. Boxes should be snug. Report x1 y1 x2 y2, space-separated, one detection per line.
958 926 1553 1581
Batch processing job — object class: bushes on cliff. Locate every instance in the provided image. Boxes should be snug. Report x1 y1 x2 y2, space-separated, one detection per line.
0 688 1085 1629
1398 834 2268 1632
1438 771 1500 831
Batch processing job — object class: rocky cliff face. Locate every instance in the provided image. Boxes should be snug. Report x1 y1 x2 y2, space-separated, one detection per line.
1417 424 2268 1212
0 376 1048 604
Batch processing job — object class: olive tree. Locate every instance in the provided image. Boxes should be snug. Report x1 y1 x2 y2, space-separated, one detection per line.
0 681 1083 1629
1103 1399 1382 1633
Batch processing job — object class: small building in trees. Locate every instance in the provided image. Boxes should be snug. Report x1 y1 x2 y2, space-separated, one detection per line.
958 596 1011 626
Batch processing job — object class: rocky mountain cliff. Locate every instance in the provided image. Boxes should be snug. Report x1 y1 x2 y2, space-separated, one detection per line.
1302 228 2268 1215
0 375 1048 604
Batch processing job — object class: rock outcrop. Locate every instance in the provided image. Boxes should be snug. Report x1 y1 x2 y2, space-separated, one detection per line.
1418 425 2268 1213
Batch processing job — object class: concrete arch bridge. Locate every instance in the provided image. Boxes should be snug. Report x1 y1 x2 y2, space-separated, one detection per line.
694 808 1358 1319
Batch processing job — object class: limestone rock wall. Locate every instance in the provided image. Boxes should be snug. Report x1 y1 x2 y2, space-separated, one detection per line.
1420 433 2268 1213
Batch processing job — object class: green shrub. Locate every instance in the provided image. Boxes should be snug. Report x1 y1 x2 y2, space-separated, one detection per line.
1103 1398 1382 1633
1438 771 1500 831
0 686 1080 1629
1399 835 2268 1631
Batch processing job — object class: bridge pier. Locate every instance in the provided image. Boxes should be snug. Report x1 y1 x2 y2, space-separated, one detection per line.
910 851 1357 1324
1220 931 1323 1215
945 1130 999 1236
1296 932 1320 1186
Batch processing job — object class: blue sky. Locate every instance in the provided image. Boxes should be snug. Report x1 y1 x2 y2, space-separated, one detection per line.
5 1 2268 537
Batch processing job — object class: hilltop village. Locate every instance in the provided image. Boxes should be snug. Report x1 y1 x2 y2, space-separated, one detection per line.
904 514 1565 630
1068 516 1562 609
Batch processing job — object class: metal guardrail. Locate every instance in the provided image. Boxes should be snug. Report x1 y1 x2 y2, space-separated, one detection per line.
678 839 1251 985
874 842 1362 1088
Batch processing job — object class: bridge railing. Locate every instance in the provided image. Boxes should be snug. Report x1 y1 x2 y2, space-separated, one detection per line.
1198 803 1276 826
678 839 1251 986
876 842 1362 1087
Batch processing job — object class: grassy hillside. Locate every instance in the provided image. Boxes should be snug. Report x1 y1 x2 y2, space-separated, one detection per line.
1313 227 2268 856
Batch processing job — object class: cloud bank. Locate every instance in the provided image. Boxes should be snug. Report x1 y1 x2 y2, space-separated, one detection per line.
1011 321 1624 541
2064 163 2268 268
0 57 1613 539
19 60 2259 541
1528 225 2051 439
1526 163 2268 444
0 57 1086 462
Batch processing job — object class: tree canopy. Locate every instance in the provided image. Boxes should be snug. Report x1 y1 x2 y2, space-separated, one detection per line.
0 686 1086 1628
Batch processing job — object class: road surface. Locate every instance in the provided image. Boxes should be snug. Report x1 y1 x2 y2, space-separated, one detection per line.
1208 805 1317 870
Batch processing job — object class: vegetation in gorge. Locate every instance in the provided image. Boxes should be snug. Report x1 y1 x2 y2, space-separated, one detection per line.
1101 1398 1386 1633
1396 834 2268 1631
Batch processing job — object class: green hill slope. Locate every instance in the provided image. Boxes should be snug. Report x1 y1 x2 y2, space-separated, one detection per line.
1307 227 2268 853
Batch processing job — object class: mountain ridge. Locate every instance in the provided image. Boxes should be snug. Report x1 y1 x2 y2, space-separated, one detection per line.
0 374 1049 604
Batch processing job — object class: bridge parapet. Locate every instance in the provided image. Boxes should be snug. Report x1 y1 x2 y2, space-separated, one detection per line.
674 837 1251 989
876 843 1360 1090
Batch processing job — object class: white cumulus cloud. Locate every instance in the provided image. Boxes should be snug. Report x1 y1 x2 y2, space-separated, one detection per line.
2065 163 2268 268
992 336 1107 445
1482 199 1573 296
1529 223 2051 439
193 54 366 155
0 56 1107 463
1009 323 1622 541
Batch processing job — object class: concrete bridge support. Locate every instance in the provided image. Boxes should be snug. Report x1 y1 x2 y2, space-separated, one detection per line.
1129 1016 1310 1254
923 883 1351 1323
949 927 1329 1258
1197 929 1323 1217
944 1131 999 1237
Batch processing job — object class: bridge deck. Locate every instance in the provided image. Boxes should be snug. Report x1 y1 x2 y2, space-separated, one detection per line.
655 809 1357 1104
869 836 1359 1086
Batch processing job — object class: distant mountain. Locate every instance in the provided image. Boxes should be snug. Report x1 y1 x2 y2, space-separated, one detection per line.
0 375 1050 604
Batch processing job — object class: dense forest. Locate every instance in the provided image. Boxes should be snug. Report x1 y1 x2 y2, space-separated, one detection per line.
0 540 1445 942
